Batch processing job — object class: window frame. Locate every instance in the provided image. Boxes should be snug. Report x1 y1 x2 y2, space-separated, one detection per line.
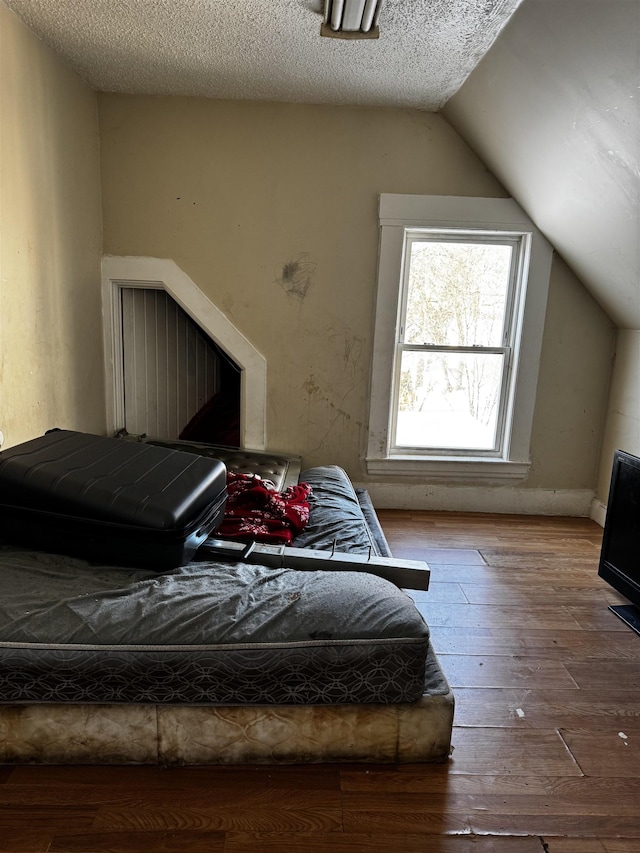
366 195 553 482
391 229 527 458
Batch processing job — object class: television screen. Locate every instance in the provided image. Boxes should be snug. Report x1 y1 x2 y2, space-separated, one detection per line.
598 450 640 634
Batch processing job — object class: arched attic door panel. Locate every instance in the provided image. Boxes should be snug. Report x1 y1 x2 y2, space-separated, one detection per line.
101 256 266 450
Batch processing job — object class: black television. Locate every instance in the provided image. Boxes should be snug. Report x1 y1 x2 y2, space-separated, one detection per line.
598 449 640 635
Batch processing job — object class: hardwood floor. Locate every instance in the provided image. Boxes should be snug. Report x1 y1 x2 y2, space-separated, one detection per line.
1 511 639 852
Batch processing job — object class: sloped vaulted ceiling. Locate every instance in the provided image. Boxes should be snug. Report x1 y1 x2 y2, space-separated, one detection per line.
443 0 640 329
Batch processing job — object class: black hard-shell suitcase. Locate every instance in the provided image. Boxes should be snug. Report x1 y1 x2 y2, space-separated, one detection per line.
0 430 227 568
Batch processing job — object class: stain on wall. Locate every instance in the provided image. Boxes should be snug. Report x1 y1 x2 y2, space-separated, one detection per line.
301 330 364 458
275 254 317 300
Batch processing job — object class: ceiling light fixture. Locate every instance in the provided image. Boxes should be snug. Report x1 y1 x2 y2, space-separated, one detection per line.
321 0 383 40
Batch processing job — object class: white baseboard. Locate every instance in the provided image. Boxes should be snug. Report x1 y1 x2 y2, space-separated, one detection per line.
359 482 595 517
590 499 607 528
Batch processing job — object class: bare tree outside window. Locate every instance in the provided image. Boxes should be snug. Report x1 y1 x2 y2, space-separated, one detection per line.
395 238 515 451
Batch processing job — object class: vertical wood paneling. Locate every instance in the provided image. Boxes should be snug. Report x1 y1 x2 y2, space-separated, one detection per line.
165 296 179 438
121 288 221 438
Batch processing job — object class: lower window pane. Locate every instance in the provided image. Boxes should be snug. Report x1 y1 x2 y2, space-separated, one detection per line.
395 351 504 451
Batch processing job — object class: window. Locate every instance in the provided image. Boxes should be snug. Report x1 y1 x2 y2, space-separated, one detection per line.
367 195 553 481
394 231 524 456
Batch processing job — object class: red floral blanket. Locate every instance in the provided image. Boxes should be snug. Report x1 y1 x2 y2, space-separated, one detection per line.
217 472 312 545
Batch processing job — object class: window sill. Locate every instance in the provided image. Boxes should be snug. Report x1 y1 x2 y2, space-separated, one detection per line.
366 455 531 482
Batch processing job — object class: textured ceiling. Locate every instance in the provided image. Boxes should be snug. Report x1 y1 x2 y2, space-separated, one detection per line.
3 0 525 110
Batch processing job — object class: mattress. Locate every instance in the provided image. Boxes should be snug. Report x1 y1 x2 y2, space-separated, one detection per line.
293 465 391 555
0 464 430 706
126 435 302 491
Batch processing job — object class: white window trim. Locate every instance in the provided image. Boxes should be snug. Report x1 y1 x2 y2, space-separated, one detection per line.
366 195 553 482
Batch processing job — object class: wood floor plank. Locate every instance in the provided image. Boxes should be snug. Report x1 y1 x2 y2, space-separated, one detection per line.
341 768 640 837
0 785 130 807
479 538 601 556
563 605 634 631
5 764 342 791
416 564 504 583
4 765 177 788
469 812 640 836
545 841 640 853
0 785 340 810
427 626 640 660
479 555 602 570
541 841 607 853
560 728 640 777
341 770 640 802
448 728 582 776
481 570 615 590
341 765 640 836
415 601 583 630
408 581 469 603
564 660 640 690
460 584 610 607
225 832 543 853
225 832 544 851
0 829 53 852
0 805 97 830
391 545 487 564
342 785 640 817
90 789 343 833
48 829 226 852
424 565 605 586
342 795 639 837
438 654 578 689
482 556 601 571
341 803 471 835
451 687 640 729
0 784 342 835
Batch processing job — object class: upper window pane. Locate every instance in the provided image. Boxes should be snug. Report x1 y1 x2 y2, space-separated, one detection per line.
404 240 513 347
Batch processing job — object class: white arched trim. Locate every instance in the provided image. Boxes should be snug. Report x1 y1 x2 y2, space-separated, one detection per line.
101 256 266 450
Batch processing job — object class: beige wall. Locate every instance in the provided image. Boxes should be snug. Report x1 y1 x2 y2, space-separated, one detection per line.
98 94 613 500
596 331 640 507
98 96 495 476
528 255 615 490
0 3 105 448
